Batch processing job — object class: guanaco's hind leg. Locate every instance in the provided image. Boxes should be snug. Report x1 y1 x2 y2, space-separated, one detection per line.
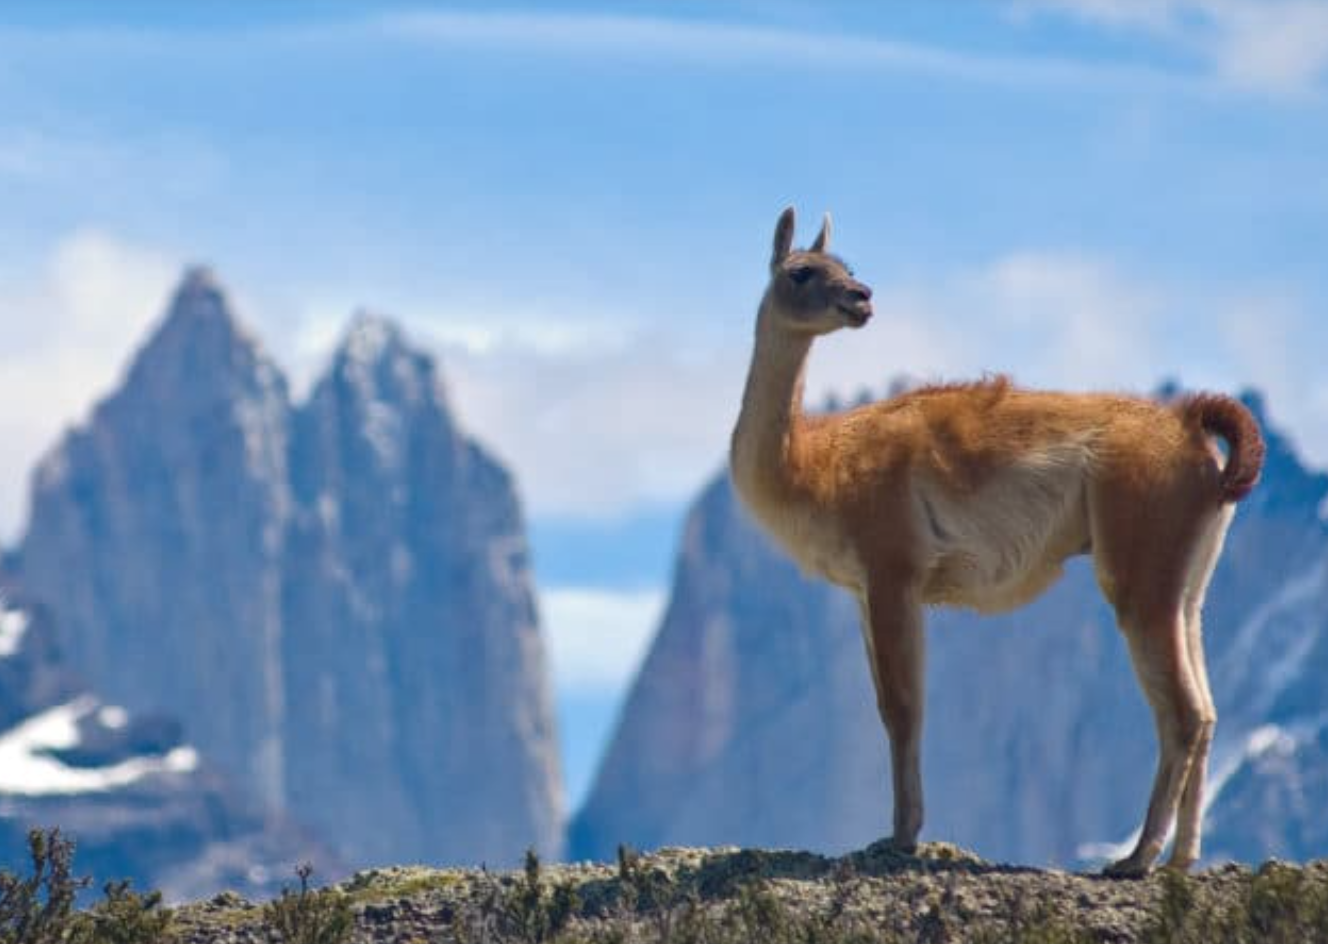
1091 470 1223 877
1104 609 1210 877
861 579 926 851
1166 506 1232 870
1164 599 1216 871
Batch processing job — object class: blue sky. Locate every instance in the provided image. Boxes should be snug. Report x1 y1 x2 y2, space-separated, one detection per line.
2 1 1327 810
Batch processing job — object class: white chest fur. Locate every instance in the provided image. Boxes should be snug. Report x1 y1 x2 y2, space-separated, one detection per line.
745 494 868 593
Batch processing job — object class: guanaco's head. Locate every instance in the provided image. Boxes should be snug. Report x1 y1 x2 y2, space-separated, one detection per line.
765 206 873 335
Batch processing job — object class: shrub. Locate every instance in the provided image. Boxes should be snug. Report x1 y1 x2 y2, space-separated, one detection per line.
75 880 174 944
263 863 354 944
0 828 89 944
460 850 580 944
1140 862 1328 944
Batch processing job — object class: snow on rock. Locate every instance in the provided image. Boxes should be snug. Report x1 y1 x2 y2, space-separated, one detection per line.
0 569 334 901
1214 560 1327 717
0 696 198 796
0 600 28 658
97 705 128 730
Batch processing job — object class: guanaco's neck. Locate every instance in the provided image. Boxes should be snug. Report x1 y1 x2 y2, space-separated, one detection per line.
730 294 813 504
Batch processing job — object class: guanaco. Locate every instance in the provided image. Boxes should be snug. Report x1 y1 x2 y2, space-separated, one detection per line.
730 208 1265 876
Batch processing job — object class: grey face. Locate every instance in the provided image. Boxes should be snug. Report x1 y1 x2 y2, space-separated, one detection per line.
771 250 874 334
767 207 873 335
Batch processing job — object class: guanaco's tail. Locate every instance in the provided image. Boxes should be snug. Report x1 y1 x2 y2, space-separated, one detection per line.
1177 394 1266 502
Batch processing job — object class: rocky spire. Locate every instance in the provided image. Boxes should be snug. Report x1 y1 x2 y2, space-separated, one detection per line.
19 271 563 872
285 311 562 866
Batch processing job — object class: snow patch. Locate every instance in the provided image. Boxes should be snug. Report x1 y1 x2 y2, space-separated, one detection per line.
1203 716 1328 824
0 697 199 796
1206 725 1292 814
0 601 29 658
1214 561 1327 721
1245 724 1297 758
316 491 340 530
97 705 129 730
1078 723 1309 866
1077 829 1140 866
362 400 405 472
233 390 289 490
343 312 397 368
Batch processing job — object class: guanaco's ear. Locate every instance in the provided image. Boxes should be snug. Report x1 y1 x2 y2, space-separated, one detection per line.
771 207 796 269
809 212 832 254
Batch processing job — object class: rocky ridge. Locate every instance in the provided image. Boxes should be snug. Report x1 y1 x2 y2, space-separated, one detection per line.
167 843 1328 943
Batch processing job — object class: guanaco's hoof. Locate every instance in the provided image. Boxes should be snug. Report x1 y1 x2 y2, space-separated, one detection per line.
886 836 918 855
863 836 919 858
1103 856 1152 879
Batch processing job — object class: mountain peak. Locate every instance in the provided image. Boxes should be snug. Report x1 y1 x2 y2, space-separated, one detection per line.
336 309 409 369
321 310 450 417
130 265 274 377
104 266 289 444
164 263 232 327
180 263 221 291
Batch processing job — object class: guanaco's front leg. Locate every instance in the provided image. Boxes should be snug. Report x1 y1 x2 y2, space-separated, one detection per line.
862 577 926 850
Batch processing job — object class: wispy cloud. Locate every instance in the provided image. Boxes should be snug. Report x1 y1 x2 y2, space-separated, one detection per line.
373 9 1201 94
0 230 180 541
0 4 1315 127
1013 0 1328 95
0 122 227 198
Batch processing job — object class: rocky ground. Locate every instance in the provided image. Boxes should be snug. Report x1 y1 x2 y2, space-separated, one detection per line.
166 841 1328 943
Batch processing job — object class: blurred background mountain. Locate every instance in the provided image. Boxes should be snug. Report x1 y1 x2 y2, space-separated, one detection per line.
1 1 1327 896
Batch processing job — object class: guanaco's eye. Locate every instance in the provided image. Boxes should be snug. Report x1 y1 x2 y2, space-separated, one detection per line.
787 266 815 285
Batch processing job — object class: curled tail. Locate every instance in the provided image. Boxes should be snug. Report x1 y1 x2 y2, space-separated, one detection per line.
1177 394 1266 502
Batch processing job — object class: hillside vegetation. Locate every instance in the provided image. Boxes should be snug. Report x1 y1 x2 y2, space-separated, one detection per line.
9 829 1328 944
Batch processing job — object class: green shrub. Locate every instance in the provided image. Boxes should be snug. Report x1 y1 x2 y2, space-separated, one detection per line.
1140 862 1328 944
74 881 174 944
459 850 580 944
0 828 89 944
263 863 354 944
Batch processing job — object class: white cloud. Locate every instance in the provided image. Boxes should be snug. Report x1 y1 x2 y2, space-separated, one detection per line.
979 252 1167 386
812 251 1177 397
1013 0 1328 95
1218 293 1328 462
542 587 666 692
1212 2 1328 94
441 321 745 519
0 230 180 541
